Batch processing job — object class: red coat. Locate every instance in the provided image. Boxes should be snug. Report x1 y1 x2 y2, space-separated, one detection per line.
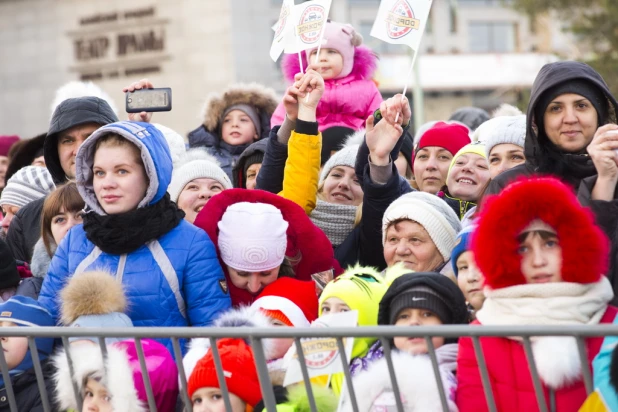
456 306 618 412
194 189 342 306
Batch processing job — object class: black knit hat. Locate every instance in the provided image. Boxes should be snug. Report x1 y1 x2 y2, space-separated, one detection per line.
321 126 355 166
0 238 20 289
243 152 264 177
379 273 468 327
534 78 609 140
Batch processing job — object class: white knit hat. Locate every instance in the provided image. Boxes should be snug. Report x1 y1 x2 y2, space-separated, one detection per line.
382 192 461 261
319 130 364 185
168 148 232 202
218 202 289 272
0 166 55 208
473 115 526 157
153 123 187 167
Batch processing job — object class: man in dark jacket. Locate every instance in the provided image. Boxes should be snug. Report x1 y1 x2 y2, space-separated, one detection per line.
7 96 117 262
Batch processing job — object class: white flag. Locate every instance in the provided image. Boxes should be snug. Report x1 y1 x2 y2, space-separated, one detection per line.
270 0 295 61
370 0 433 51
283 0 332 54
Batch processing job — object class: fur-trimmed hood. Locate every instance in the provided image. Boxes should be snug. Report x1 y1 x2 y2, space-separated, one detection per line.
200 83 278 138
281 45 378 84
340 347 458 411
59 270 127 325
53 339 178 412
182 306 276 380
473 176 609 289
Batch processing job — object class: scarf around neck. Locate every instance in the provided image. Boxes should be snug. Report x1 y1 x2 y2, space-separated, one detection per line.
476 276 613 329
310 199 357 247
83 193 185 255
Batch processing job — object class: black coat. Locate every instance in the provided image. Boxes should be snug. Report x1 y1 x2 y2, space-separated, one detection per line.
0 359 59 412
578 176 618 306
255 126 288 194
6 197 44 263
336 162 412 270
485 62 618 198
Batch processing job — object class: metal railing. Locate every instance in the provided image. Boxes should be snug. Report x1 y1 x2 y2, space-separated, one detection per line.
1 324 617 412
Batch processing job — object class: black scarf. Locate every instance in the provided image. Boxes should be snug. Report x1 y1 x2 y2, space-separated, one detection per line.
83 194 185 255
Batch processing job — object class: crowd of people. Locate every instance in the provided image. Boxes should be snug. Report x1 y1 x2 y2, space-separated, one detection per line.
1 19 618 412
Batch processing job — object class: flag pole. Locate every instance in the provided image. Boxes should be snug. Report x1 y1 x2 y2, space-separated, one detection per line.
306 18 328 102
395 49 418 123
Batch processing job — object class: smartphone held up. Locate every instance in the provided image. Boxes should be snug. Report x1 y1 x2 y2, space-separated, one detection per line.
126 87 172 113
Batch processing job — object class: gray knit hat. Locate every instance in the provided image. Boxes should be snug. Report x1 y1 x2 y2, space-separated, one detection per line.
382 192 461 261
473 115 526 158
0 166 55 208
319 130 365 185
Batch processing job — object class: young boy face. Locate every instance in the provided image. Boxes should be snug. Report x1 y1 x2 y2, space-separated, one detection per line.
0 321 28 370
93 141 148 215
82 378 113 412
392 308 444 355
192 387 246 412
456 251 485 311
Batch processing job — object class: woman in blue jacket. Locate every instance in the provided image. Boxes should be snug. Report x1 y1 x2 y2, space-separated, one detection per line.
38 121 231 351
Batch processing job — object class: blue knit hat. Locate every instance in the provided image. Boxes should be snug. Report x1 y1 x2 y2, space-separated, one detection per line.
0 296 55 372
451 225 476 277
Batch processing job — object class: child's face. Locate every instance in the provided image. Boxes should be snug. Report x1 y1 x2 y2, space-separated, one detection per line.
456 251 485 311
226 266 280 295
0 321 28 369
178 178 225 223
518 230 563 284
269 318 294 360
93 143 148 215
192 387 246 412
393 308 444 355
309 48 343 80
320 297 350 316
322 166 363 206
446 153 490 202
51 207 84 246
82 378 113 412
221 110 258 146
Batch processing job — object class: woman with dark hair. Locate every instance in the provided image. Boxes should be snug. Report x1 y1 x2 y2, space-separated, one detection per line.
485 61 618 195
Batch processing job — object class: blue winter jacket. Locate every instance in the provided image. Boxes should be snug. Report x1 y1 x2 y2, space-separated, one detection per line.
38 122 231 351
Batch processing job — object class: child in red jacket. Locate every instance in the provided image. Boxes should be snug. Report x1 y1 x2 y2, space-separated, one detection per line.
456 177 617 412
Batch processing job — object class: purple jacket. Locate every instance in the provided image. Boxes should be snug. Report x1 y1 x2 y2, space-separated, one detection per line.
271 46 383 132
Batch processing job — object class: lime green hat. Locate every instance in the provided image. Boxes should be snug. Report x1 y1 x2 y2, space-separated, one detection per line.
446 142 487 181
319 265 387 358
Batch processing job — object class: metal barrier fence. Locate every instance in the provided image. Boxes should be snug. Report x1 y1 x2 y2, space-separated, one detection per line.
1 324 618 412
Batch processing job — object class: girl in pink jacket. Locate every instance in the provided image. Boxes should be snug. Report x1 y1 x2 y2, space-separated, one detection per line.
270 21 383 134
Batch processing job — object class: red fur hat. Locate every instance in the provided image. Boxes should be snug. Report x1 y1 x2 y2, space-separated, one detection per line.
473 176 609 289
194 189 342 306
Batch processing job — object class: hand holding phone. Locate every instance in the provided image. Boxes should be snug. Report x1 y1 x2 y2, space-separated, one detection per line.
126 87 172 113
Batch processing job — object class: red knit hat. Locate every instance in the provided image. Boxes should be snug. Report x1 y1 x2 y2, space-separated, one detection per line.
413 122 470 166
473 176 609 289
188 338 263 407
251 278 318 327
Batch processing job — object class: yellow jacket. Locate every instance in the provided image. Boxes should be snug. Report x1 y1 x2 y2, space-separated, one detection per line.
280 130 322 215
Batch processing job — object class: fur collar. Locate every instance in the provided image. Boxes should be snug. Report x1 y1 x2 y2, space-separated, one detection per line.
281 46 378 83
30 238 53 279
341 348 458 412
53 344 145 412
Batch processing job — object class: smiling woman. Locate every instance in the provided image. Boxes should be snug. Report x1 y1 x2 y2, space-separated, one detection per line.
168 148 233 224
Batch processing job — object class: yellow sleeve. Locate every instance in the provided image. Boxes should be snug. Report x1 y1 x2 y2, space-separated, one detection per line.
280 130 321 215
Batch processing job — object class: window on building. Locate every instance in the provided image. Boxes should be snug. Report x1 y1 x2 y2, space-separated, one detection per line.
468 21 516 52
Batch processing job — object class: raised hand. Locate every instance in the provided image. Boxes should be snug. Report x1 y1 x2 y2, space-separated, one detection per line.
122 78 154 123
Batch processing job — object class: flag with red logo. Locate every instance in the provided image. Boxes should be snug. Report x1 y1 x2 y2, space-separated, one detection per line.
283 0 332 54
270 0 294 61
370 0 433 51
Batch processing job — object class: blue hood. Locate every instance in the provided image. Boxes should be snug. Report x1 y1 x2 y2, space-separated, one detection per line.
75 121 172 215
